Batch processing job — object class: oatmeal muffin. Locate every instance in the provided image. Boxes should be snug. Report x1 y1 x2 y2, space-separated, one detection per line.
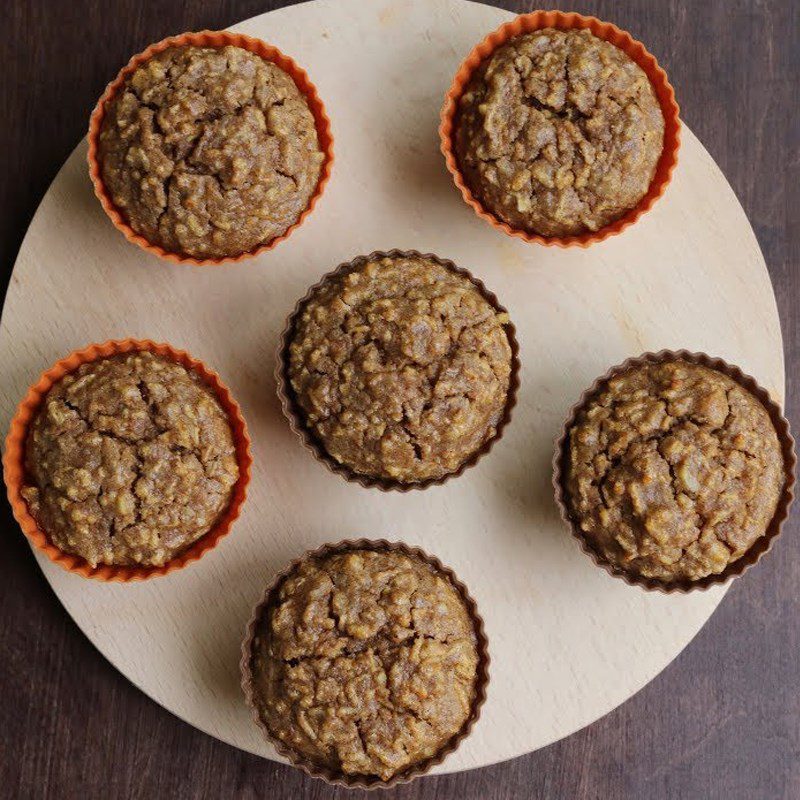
286 253 515 485
454 28 665 237
22 352 239 567
248 547 481 781
564 360 786 582
98 44 324 259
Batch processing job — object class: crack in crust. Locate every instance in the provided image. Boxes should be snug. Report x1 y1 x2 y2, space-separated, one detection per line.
287 254 513 484
250 550 479 781
454 28 665 237
21 352 239 567
565 361 785 582
98 45 324 258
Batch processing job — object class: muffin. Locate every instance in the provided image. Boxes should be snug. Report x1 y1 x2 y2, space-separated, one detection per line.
246 546 483 783
285 252 516 486
21 351 239 567
454 28 665 237
97 43 324 259
564 359 786 583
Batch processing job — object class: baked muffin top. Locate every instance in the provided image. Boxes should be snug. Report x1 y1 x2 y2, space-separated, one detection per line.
98 44 323 258
249 548 480 781
22 352 239 567
287 254 514 484
455 28 665 237
565 361 785 582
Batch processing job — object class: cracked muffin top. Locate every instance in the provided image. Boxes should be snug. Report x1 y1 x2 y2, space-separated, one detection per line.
286 254 514 484
454 28 665 237
565 360 785 582
98 44 324 259
249 548 480 781
22 352 239 567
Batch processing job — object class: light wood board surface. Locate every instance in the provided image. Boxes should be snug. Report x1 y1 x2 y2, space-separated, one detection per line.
0 0 785 776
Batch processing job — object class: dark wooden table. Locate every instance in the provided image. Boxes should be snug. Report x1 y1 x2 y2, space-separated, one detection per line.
1 1 797 798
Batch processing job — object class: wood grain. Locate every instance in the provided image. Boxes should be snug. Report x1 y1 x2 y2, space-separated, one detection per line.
0 1 797 798
1 0 782 774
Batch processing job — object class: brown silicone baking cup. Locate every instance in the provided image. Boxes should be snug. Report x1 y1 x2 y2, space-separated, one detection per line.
440 10 681 248
240 538 490 789
87 30 334 266
3 339 253 581
552 350 796 593
276 249 521 491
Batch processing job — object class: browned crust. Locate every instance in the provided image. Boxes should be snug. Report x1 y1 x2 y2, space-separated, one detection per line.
240 538 490 789
275 250 521 491
552 350 796 593
2 338 252 582
438 10 681 249
86 30 334 267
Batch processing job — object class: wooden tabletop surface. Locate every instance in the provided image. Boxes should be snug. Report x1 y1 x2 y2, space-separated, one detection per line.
1 1 797 798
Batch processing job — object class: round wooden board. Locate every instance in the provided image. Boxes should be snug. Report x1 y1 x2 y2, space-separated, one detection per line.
0 0 784 776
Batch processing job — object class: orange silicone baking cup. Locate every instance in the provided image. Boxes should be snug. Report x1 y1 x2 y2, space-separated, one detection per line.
240 538 490 789
87 30 334 266
440 11 681 248
3 339 253 581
